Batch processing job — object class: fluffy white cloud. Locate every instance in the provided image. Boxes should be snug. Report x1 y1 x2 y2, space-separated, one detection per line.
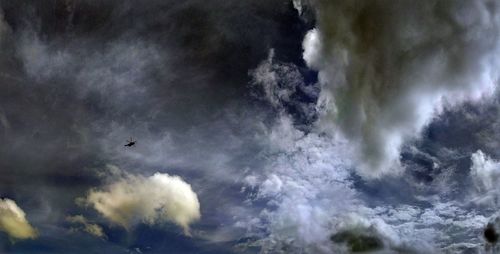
304 0 500 178
233 115 352 252
234 111 490 253
235 22 500 249
83 172 200 235
67 215 106 238
471 150 500 192
0 198 37 240
470 150 500 207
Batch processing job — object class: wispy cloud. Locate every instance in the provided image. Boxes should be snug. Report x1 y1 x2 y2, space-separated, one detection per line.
66 215 106 239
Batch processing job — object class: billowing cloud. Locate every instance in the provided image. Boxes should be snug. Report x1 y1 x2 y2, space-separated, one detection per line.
471 150 500 192
66 215 106 239
470 150 500 206
303 0 500 177
3 0 500 253
0 198 37 240
82 172 200 235
239 56 493 252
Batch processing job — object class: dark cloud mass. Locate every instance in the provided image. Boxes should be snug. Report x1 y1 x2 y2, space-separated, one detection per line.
1 0 500 253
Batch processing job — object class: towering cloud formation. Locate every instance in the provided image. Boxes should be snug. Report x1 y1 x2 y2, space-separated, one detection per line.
0 198 37 240
83 172 200 235
303 0 500 177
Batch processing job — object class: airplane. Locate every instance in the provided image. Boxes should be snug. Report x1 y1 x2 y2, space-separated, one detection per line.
124 137 136 147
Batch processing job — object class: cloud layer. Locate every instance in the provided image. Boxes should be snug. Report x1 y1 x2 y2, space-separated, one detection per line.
304 0 500 177
0 198 37 240
83 172 200 235
2 0 500 253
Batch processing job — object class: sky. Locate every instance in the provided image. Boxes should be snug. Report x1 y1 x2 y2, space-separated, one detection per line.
1 0 500 253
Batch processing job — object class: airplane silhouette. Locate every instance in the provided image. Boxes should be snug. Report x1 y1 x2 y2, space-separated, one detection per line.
124 137 136 147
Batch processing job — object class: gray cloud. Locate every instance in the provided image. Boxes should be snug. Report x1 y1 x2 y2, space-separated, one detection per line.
303 0 500 178
0 0 303 251
234 28 499 252
2 0 500 253
66 215 106 239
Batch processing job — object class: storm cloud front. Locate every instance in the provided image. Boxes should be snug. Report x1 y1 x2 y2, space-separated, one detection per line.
1 0 500 253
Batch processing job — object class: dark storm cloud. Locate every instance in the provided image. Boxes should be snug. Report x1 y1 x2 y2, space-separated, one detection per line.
303 0 500 177
0 0 310 252
239 1 500 252
3 0 499 253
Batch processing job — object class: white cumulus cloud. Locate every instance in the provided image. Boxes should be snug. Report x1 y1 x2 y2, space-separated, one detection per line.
470 150 500 206
471 150 500 191
235 110 490 252
83 172 200 235
0 198 37 240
